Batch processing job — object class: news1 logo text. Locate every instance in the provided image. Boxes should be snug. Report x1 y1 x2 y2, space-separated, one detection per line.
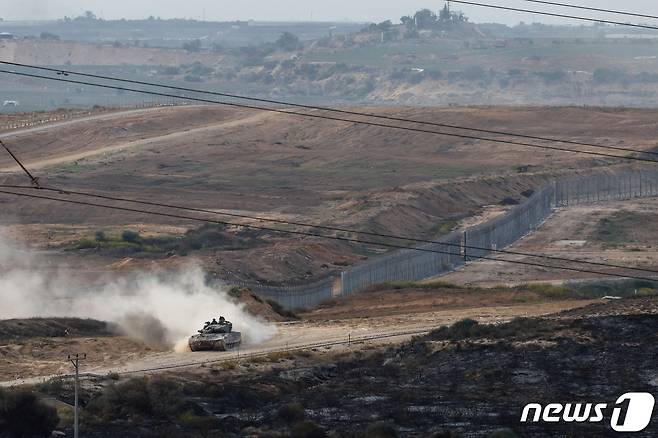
521 393 655 432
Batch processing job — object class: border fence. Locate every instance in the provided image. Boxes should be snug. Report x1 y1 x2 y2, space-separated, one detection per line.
0 99 184 133
229 169 658 310
229 277 336 310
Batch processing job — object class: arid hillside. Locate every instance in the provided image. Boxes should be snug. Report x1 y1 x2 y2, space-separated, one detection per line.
1 105 658 282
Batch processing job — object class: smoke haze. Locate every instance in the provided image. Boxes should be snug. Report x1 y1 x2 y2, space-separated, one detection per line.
0 0 654 25
0 230 276 348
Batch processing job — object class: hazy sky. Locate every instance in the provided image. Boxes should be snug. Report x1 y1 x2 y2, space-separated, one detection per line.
0 0 656 25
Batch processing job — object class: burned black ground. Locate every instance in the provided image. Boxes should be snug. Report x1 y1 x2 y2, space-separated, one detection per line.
28 297 658 437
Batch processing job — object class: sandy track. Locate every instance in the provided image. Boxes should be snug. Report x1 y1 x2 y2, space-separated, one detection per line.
0 299 592 387
0 110 270 172
0 107 170 141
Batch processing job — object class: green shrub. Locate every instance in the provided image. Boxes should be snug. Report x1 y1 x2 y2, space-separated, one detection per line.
430 317 552 341
160 66 181 75
182 39 202 52
121 230 140 243
86 377 184 421
637 288 658 297
228 286 242 298
277 32 301 51
179 410 217 434
593 68 628 84
95 230 107 242
441 318 479 338
184 74 203 82
218 361 237 370
520 283 577 299
265 351 295 362
74 239 99 250
266 299 298 319
39 377 65 394
148 379 183 416
188 61 213 76
0 389 59 438
537 69 567 84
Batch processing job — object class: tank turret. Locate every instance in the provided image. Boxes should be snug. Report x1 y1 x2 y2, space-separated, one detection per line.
188 317 241 351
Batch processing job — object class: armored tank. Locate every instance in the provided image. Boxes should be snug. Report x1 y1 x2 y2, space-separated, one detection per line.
188 318 242 352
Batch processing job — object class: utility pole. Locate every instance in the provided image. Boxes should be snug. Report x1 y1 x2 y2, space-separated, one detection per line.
68 353 87 438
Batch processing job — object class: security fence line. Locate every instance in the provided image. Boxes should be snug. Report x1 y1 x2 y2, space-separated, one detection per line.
228 276 336 311
0 99 184 133
229 169 658 310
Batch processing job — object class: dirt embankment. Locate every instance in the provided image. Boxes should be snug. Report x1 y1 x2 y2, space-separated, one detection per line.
301 283 591 321
0 318 161 382
0 318 110 341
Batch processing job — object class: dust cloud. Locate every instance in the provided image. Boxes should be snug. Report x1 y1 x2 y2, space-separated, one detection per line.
0 231 276 349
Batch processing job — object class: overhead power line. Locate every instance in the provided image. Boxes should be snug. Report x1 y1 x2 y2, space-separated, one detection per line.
1 187 657 283
1 68 657 164
1 182 657 277
450 0 658 31
2 183 658 277
2 61 654 159
519 0 658 21
0 140 40 187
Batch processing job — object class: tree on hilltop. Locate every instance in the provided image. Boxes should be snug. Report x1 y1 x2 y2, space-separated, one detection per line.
276 32 301 51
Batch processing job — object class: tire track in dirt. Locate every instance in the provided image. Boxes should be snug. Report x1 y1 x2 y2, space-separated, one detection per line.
0 107 169 140
0 111 271 173
0 299 592 387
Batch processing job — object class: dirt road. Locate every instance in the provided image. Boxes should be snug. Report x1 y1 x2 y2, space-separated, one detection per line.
0 106 269 172
0 299 593 387
0 107 168 141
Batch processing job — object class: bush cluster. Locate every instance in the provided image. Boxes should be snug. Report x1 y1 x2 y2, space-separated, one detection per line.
85 377 184 421
429 317 552 341
0 389 59 438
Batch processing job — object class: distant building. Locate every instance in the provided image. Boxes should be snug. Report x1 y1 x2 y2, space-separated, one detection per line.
0 32 13 39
